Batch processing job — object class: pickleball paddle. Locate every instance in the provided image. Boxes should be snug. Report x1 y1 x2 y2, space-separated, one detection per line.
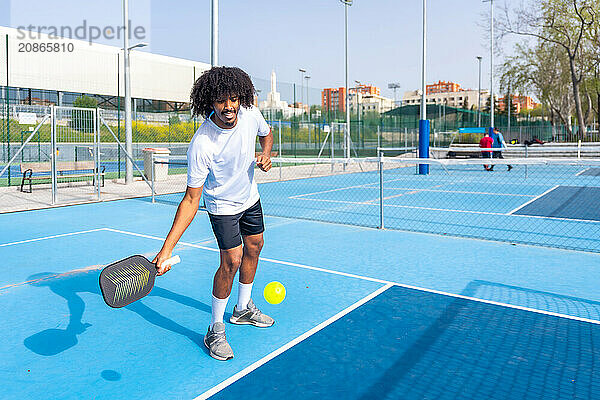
99 255 180 308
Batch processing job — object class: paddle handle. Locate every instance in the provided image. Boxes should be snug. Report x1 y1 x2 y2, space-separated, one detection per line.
163 255 181 267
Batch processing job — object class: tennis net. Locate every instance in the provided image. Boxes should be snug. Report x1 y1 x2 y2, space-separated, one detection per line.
150 155 600 253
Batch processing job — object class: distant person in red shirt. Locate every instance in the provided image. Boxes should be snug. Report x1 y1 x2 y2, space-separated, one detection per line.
479 133 493 171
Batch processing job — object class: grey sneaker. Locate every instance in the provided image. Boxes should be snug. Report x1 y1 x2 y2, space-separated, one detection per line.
204 322 234 361
229 299 275 327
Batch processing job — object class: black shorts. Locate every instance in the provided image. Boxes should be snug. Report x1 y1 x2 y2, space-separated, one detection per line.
208 200 265 250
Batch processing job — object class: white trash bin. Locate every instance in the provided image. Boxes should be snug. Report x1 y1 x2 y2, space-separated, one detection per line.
143 148 170 181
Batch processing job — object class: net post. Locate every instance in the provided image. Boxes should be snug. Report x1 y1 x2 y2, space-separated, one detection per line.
151 152 155 203
418 119 430 174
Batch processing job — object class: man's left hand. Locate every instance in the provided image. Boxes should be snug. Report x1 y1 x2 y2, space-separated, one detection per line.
256 154 272 172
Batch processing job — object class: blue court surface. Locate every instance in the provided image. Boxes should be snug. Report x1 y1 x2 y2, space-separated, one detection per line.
2 170 600 399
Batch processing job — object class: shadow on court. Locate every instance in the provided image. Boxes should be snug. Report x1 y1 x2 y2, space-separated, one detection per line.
24 270 214 357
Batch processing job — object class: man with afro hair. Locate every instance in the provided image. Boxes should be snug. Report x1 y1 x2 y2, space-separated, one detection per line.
153 66 274 361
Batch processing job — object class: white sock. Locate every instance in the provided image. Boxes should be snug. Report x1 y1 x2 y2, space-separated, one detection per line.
237 282 253 310
210 294 230 329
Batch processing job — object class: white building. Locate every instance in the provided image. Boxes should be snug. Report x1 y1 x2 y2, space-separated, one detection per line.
348 92 395 114
258 70 303 119
0 26 210 108
402 89 491 109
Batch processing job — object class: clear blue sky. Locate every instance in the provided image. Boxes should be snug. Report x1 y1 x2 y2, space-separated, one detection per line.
3 0 497 103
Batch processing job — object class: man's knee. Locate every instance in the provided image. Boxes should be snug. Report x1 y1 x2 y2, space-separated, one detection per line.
220 248 243 274
244 235 264 257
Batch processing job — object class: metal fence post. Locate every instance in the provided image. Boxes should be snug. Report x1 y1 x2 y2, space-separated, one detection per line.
7 105 11 186
51 106 57 204
379 154 384 229
95 108 100 201
331 124 334 172
151 152 155 203
278 120 282 181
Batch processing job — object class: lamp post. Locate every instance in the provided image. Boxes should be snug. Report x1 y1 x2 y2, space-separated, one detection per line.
340 0 352 159
299 68 306 122
122 0 147 184
477 56 482 127
483 0 494 133
418 0 429 174
388 83 401 107
596 64 600 134
122 39 148 185
211 0 218 66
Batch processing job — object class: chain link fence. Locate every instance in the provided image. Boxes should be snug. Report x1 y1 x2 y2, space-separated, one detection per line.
2 104 600 255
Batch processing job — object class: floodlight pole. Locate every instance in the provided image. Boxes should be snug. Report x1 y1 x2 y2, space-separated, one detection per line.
484 0 494 133
341 0 352 159
211 0 218 66
388 83 401 108
123 0 133 184
418 0 429 174
477 56 482 127
490 0 494 130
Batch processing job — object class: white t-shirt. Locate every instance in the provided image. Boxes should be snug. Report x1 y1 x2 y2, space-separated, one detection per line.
187 106 270 215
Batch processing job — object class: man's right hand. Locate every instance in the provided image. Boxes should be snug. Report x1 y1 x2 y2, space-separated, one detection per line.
153 250 174 276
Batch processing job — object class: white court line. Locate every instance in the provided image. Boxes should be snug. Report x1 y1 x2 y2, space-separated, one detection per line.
294 196 514 216
10 226 600 327
288 177 411 199
0 228 107 248
287 175 448 199
289 175 556 201
105 228 392 285
289 181 378 199
288 193 600 223
193 283 395 400
4 227 596 326
507 185 559 215
108 228 600 325
379 188 535 198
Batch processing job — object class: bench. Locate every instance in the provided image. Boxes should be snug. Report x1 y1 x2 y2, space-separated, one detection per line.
20 161 105 193
446 148 484 158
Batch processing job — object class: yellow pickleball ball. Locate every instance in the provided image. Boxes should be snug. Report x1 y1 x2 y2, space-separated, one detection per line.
263 281 286 304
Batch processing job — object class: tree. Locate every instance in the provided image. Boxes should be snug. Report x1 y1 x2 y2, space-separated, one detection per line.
499 0 599 138
73 95 98 109
71 95 98 133
483 95 501 116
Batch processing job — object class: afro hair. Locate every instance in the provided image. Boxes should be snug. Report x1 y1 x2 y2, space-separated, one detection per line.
190 66 256 118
